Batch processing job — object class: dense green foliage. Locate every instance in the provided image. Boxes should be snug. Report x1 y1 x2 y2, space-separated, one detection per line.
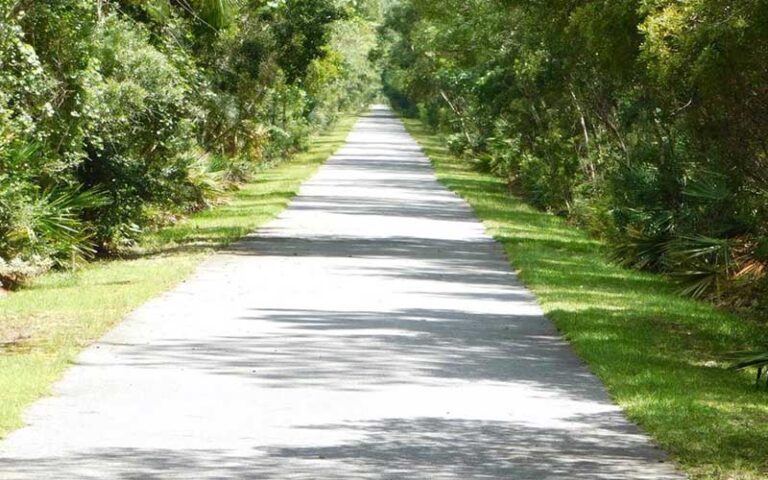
0 0 380 287
378 0 768 310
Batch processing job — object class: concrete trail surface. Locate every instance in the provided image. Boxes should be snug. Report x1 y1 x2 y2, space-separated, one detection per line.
0 106 683 479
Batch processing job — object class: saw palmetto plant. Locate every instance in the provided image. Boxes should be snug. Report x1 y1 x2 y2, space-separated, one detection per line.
727 350 768 387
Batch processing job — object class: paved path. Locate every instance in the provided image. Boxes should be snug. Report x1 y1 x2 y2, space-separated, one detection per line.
0 107 683 479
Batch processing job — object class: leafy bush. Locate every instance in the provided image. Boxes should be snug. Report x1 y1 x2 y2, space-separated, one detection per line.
446 134 471 157
79 17 200 249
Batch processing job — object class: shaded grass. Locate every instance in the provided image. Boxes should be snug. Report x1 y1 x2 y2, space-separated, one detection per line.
0 115 357 438
403 118 768 480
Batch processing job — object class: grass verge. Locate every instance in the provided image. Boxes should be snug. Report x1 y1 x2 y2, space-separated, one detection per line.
403 118 768 480
0 114 357 438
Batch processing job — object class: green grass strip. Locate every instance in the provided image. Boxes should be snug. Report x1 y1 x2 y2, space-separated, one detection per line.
0 115 357 438
403 118 768 480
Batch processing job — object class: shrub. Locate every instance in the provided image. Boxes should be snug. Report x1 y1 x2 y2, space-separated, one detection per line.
78 17 199 250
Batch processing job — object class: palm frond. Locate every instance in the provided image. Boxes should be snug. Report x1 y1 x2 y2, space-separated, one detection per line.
666 235 767 300
683 170 729 201
196 0 237 29
725 350 768 371
11 187 110 265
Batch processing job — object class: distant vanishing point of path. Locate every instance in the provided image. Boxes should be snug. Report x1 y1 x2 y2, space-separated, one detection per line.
0 106 684 479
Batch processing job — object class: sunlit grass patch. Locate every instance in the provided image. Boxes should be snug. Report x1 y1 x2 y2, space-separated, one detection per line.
404 118 768 480
0 115 357 437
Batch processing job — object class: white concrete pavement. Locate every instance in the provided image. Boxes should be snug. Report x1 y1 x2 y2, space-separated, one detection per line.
0 106 684 479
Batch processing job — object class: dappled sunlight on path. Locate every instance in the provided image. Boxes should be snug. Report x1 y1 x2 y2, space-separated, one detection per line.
0 106 683 479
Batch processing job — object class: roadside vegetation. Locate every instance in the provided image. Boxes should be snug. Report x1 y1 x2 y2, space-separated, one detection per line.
405 119 768 480
0 0 381 288
376 1 768 314
0 114 357 437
